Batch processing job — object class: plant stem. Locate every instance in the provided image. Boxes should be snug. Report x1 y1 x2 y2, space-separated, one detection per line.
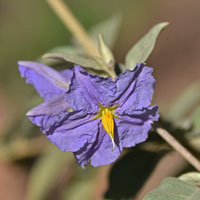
156 127 200 171
46 0 100 58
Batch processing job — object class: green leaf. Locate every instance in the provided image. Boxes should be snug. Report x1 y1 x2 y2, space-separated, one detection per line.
144 177 200 200
43 52 103 71
89 14 122 48
25 146 74 200
42 52 113 77
167 82 200 121
98 34 115 69
179 172 200 186
38 45 84 66
124 22 169 70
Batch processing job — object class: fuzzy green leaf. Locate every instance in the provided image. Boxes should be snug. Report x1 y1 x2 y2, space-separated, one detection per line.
124 22 169 70
43 52 103 71
98 34 115 69
144 177 200 200
179 172 200 186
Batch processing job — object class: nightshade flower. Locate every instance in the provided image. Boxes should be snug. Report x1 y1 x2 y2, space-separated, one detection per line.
18 61 159 167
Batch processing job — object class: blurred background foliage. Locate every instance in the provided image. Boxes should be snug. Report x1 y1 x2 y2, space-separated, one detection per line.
1 0 200 200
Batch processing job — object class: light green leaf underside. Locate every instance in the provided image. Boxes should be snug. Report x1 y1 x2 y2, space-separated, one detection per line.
25 146 73 200
98 34 115 68
144 177 200 200
179 172 200 186
124 22 169 71
43 52 103 71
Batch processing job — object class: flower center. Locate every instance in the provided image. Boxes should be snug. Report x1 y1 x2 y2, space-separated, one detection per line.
92 103 119 151
102 108 115 151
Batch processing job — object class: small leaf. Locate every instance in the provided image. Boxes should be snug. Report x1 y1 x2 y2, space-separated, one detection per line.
98 34 115 69
25 146 74 200
179 172 200 186
89 14 122 48
144 177 200 200
124 22 169 70
43 53 103 71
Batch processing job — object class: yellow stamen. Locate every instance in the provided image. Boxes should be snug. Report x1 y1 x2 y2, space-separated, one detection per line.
101 109 115 151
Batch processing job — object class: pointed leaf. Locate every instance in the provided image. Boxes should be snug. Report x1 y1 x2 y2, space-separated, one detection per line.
144 177 200 200
98 34 115 69
43 53 103 71
125 22 169 70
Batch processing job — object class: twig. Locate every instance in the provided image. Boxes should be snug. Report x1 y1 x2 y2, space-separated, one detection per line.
46 0 100 58
156 127 200 171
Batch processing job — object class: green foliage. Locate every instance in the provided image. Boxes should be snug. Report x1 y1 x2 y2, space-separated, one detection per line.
98 34 115 69
179 172 200 186
42 52 113 77
25 146 74 200
123 22 169 71
43 53 102 70
144 177 200 200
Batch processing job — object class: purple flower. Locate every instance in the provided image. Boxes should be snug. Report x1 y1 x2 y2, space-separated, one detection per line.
18 61 159 167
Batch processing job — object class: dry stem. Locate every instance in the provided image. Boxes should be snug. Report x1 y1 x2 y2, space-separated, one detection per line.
157 127 200 171
46 0 100 58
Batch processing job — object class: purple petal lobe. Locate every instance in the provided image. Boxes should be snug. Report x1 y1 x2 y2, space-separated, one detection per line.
19 60 159 168
90 124 121 167
75 122 121 167
116 105 159 148
47 113 98 152
115 63 155 111
66 66 116 112
18 61 72 99
27 94 70 131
